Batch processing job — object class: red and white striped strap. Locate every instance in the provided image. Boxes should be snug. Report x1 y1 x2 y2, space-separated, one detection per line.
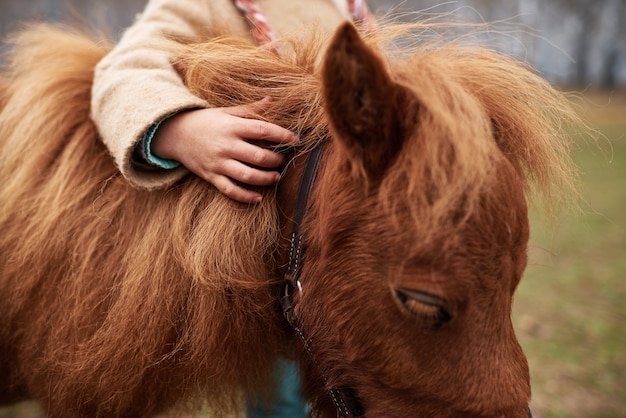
234 0 277 44
234 0 374 46
348 0 374 27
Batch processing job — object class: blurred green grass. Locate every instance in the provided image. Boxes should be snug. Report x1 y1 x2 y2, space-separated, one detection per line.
2 91 625 418
513 90 626 417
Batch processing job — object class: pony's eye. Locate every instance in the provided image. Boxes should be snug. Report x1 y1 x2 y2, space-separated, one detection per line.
394 288 452 328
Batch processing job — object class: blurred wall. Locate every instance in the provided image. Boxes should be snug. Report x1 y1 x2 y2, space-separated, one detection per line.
1 0 624 87
0 0 143 38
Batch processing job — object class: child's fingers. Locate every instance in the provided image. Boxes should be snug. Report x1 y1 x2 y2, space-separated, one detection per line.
210 174 264 204
230 141 286 168
225 98 299 145
237 118 298 144
226 97 273 118
221 160 280 187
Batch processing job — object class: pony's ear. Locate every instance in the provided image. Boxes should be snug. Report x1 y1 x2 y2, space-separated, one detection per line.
322 23 416 180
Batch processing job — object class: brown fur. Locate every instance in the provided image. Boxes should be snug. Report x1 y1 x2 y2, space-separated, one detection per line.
0 19 580 418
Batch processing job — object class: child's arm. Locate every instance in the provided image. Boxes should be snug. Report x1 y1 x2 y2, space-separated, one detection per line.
92 0 208 190
91 0 297 202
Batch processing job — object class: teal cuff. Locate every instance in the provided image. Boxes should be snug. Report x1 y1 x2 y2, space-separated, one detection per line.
143 115 181 169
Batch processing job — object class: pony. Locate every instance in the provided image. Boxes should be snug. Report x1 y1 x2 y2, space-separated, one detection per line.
0 17 578 418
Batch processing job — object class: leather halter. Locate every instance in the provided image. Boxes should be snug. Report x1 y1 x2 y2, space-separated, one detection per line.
280 145 364 418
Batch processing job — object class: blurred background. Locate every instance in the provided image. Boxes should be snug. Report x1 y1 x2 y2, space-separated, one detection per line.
0 1 624 417
1 0 625 87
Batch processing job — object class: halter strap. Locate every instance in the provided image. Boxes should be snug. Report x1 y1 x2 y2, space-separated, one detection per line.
234 0 374 46
280 145 364 418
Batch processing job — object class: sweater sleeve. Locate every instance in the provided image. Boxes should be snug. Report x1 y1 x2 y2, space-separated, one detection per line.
91 0 214 190
137 113 182 170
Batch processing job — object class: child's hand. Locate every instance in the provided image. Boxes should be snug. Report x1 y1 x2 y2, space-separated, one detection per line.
151 97 298 203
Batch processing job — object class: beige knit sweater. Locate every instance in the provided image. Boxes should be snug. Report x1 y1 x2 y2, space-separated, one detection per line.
91 0 351 190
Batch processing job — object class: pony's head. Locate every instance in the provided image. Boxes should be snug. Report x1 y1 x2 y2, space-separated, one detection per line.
289 23 577 417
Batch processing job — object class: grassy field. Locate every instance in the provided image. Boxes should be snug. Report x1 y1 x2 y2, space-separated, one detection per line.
1 91 625 417
513 90 626 417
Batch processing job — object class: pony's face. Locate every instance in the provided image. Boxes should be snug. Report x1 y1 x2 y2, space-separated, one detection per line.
294 24 531 417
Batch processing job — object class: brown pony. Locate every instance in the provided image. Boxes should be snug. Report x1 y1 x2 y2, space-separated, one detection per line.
0 19 578 418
